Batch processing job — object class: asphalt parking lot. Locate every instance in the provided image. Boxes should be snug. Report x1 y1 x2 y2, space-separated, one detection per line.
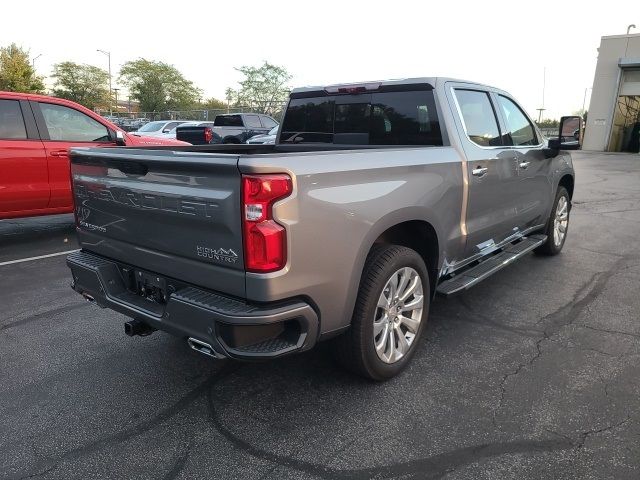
1 151 639 480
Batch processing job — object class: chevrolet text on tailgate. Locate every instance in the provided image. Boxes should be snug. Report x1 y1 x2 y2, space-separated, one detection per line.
67 78 579 380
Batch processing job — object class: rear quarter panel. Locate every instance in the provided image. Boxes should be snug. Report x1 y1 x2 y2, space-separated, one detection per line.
239 147 464 335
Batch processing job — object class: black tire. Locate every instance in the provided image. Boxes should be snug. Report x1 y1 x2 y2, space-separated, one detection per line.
535 186 570 256
334 245 430 381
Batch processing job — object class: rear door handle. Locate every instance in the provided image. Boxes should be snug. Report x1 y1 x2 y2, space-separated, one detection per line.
472 166 488 177
519 161 530 169
50 150 68 157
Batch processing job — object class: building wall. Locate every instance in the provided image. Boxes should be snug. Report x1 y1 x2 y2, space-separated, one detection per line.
583 33 640 151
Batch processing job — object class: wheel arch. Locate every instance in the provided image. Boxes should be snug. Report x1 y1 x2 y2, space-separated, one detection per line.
558 173 575 199
371 220 439 298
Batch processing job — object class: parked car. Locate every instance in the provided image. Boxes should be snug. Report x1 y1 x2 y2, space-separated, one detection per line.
176 113 278 144
131 120 192 138
130 117 150 130
66 77 579 380
0 91 188 220
246 125 279 144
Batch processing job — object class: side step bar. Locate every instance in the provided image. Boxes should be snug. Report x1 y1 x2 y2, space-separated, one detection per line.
436 234 547 297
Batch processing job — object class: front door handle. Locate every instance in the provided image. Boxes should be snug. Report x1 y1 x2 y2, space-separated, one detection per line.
472 166 488 177
519 161 530 169
50 150 68 157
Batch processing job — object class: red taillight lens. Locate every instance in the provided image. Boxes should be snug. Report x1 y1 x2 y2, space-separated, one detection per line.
204 127 213 143
242 174 292 272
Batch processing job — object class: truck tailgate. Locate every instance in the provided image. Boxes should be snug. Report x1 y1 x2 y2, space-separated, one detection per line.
70 147 245 298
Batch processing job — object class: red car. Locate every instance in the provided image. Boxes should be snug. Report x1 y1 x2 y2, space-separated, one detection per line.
0 92 188 219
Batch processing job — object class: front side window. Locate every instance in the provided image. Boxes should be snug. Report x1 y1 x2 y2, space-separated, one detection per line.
280 90 442 145
137 121 164 132
454 89 501 147
163 122 181 132
244 115 262 128
39 103 109 142
0 100 27 139
497 95 538 146
261 116 277 128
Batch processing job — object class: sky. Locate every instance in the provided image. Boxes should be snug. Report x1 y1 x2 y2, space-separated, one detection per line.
1 0 638 119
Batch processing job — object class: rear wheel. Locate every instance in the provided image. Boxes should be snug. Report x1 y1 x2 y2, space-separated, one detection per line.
334 245 430 380
535 186 570 255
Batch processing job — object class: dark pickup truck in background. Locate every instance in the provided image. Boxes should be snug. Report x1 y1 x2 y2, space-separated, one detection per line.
176 113 278 144
67 77 581 380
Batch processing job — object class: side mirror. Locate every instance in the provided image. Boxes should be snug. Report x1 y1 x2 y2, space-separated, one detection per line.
115 130 126 147
556 116 582 150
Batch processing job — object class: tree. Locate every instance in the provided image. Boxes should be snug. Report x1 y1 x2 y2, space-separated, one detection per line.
536 119 559 129
119 59 201 112
226 62 291 115
51 62 109 110
201 97 227 111
0 43 45 93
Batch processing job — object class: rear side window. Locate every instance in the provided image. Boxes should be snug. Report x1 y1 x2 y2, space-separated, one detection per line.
281 90 442 146
497 95 538 146
244 115 262 128
214 115 243 127
454 90 501 147
0 100 27 139
39 103 109 142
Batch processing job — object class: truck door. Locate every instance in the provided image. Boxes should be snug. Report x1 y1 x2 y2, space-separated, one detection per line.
493 94 552 230
449 87 520 258
0 99 48 216
32 101 115 209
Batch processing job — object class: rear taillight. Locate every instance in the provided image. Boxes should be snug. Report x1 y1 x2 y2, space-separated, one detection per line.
242 174 292 272
204 127 213 143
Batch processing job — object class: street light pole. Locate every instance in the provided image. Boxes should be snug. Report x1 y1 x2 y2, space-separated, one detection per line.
97 49 112 115
32 54 42 69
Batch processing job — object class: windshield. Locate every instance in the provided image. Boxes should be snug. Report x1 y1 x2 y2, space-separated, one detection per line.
268 126 279 135
281 90 442 145
137 121 165 132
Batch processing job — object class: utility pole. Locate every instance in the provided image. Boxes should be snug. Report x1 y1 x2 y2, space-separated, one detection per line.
32 53 42 69
536 67 546 123
97 49 112 115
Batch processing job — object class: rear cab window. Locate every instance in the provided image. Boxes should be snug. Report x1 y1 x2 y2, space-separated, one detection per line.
280 88 443 146
214 115 243 127
0 99 27 139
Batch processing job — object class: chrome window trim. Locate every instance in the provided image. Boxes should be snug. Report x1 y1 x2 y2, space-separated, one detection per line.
451 87 507 150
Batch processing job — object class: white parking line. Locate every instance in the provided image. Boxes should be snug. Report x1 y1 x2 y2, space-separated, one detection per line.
0 249 80 267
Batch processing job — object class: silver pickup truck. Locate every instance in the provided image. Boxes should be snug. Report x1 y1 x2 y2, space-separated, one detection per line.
67 77 580 380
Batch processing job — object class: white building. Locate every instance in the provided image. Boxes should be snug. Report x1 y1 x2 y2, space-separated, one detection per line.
583 33 640 152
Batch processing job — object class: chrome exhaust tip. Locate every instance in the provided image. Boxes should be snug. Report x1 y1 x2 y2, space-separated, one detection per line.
187 337 224 359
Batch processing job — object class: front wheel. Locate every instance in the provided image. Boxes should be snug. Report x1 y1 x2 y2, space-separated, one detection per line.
535 186 570 255
334 245 430 381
